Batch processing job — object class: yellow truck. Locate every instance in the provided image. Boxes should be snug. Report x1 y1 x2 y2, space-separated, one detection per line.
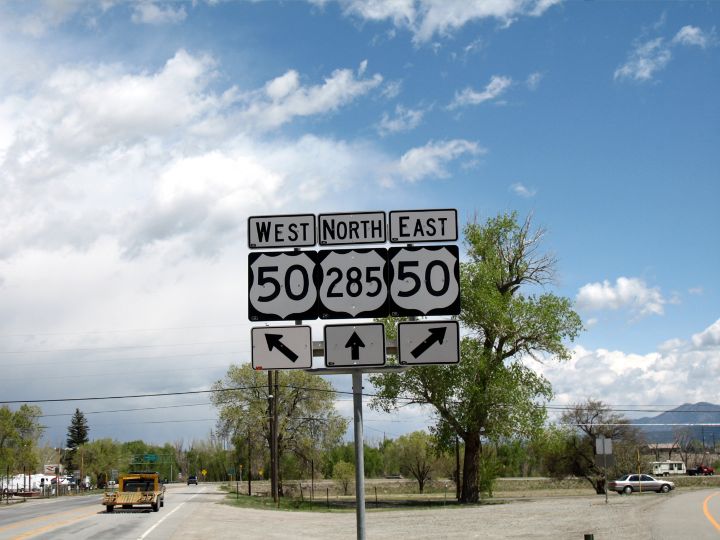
102 472 165 512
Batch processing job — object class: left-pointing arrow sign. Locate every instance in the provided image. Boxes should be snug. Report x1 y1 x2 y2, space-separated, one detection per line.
251 326 312 370
265 333 298 362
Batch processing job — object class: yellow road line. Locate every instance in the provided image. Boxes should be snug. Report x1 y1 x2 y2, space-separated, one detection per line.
10 509 99 540
0 505 97 533
703 492 720 533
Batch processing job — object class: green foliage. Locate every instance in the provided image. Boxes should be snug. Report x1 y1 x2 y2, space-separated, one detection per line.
211 364 348 483
390 431 437 493
0 404 44 474
332 460 355 495
371 213 583 503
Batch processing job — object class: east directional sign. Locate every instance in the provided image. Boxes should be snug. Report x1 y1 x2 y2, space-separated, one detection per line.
397 320 460 365
317 248 388 319
248 251 318 321
248 214 316 249
388 245 460 317
318 211 386 246
389 209 457 243
251 325 313 370
324 323 386 368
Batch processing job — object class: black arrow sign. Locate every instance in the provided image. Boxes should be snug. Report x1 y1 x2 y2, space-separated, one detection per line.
265 333 299 363
345 332 366 360
411 327 447 359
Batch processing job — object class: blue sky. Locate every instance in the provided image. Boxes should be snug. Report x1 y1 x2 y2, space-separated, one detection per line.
0 1 718 445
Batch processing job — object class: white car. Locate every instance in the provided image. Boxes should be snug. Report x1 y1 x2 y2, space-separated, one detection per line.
608 474 674 494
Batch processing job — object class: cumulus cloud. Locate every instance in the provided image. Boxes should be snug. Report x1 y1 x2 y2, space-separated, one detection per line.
691 319 720 348
377 105 425 135
394 139 484 183
526 71 543 90
131 2 187 25
672 25 712 48
449 75 512 108
335 0 560 43
538 318 720 411
575 277 666 317
239 62 383 131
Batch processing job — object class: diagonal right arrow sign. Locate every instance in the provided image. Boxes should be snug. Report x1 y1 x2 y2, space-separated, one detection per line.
398 320 459 365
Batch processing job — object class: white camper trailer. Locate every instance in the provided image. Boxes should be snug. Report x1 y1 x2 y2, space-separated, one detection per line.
651 460 686 476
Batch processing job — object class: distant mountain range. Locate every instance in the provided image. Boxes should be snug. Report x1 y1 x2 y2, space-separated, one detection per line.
632 402 720 445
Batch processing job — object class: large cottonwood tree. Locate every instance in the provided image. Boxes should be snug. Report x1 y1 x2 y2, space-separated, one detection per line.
371 213 582 503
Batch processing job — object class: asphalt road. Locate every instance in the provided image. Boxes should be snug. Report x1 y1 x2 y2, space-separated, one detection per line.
0 484 215 540
1 485 719 539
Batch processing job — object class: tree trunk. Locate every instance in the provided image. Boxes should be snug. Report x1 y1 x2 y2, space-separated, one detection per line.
461 433 481 503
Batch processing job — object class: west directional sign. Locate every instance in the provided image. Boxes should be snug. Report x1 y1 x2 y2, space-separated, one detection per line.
397 320 460 365
324 323 386 368
318 211 386 246
248 214 316 249
388 245 460 317
389 209 458 243
248 251 318 321
251 325 313 370
316 248 388 319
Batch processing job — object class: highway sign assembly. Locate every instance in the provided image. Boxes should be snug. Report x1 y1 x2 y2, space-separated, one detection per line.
324 323 386 368
397 320 460 365
318 211 386 245
248 214 316 249
316 248 388 319
389 209 457 243
251 325 313 370
248 250 319 321
388 245 460 317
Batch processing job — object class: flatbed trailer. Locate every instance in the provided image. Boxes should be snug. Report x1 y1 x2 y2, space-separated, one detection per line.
102 472 165 512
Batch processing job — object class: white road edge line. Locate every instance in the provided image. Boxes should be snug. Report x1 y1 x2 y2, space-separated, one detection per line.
138 488 205 540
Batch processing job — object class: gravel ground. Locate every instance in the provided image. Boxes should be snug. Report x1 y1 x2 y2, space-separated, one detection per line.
180 488 665 540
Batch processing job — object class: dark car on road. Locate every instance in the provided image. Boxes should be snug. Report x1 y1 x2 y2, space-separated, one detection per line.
187 475 198 485
608 474 674 494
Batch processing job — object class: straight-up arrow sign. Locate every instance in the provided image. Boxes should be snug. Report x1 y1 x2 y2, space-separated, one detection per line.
265 333 299 363
411 327 447 358
345 331 366 360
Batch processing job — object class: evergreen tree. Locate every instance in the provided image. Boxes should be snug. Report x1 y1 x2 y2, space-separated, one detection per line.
64 408 89 472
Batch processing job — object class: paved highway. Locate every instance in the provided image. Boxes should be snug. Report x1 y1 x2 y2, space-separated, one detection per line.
0 484 214 540
1 485 719 539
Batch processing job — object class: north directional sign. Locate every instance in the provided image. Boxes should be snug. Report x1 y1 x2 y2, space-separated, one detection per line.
251 325 313 370
248 250 319 321
389 209 457 243
248 214 316 249
324 323 386 368
397 320 460 365
388 245 460 317
317 248 388 319
318 211 386 246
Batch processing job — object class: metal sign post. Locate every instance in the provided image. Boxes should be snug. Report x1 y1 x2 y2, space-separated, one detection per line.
352 371 366 540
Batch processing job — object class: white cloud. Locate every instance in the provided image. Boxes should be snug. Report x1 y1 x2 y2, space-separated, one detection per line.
239 63 383 131
510 182 536 198
449 75 512 108
131 2 187 25
394 139 484 183
688 287 703 295
614 38 672 82
691 319 720 348
672 25 711 48
338 0 560 43
538 319 720 412
575 277 666 317
377 105 425 135
526 71 543 90
615 25 715 83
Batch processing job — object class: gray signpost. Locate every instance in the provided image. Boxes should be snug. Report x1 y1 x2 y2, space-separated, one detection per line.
247 209 460 540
